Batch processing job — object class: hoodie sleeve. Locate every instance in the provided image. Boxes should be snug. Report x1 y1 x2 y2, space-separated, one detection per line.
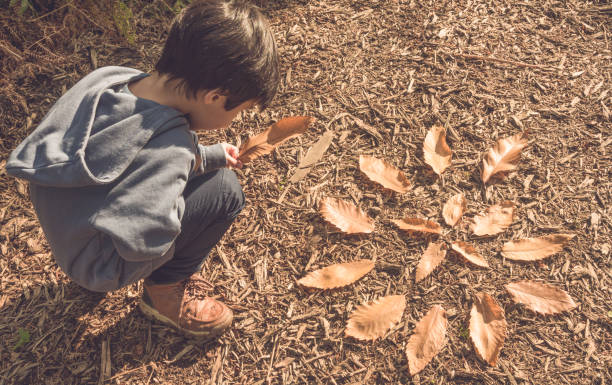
90 128 195 262
191 143 227 176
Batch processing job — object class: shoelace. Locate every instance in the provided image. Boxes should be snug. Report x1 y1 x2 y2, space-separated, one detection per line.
183 275 215 300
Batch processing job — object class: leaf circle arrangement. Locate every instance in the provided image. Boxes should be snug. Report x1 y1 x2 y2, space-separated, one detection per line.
293 126 577 375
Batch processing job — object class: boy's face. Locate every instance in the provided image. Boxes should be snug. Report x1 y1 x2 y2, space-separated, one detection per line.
187 90 255 131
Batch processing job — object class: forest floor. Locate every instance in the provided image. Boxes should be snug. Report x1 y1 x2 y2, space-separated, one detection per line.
0 0 610 384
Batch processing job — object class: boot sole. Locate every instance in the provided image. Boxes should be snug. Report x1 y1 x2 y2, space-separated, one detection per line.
139 300 232 340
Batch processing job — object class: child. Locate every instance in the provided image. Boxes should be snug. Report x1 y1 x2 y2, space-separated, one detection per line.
5 0 279 340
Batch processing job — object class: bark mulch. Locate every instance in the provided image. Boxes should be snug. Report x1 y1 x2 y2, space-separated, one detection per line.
0 0 610 384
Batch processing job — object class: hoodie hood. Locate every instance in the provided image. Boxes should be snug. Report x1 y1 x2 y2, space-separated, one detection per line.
6 66 188 187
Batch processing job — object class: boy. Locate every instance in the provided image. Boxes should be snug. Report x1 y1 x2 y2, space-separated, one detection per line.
5 0 279 340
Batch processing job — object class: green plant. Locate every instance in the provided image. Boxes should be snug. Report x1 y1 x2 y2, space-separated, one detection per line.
458 326 469 340
172 0 190 13
9 0 34 15
113 0 135 44
13 328 30 350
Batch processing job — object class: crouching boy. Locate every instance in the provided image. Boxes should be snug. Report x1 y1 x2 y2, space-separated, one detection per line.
5 0 279 340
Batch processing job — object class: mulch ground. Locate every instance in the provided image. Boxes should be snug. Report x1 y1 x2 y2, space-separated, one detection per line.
1 0 611 384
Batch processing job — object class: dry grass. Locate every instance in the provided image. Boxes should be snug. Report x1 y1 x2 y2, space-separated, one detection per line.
1 0 610 384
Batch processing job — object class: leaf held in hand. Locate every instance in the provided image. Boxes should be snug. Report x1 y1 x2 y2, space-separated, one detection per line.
297 260 375 289
501 234 575 261
406 305 448 375
392 217 442 236
423 125 452 175
238 116 314 163
451 241 489 268
415 242 446 282
359 155 410 193
319 197 374 234
481 132 528 183
443 193 466 227
470 292 506 366
506 281 577 314
471 201 515 236
346 295 406 340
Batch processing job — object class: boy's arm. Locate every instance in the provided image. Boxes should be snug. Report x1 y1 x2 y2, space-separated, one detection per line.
193 143 227 175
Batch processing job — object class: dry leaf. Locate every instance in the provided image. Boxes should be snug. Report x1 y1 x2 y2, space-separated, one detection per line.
481 132 528 183
501 234 575 261
238 116 314 163
415 242 446 282
506 281 577 314
359 155 411 193
423 125 452 175
406 305 448 375
319 197 374 234
451 241 489 268
297 259 375 289
345 295 406 340
470 292 506 366
443 193 466 227
471 201 515 236
392 217 442 236
289 130 334 183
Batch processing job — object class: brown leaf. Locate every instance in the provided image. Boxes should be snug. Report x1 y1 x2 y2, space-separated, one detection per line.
346 295 406 340
359 155 410 193
481 132 528 183
501 234 575 261
391 217 442 236
451 241 489 268
423 125 452 175
297 259 375 289
289 130 335 183
470 292 506 366
415 242 446 282
506 281 577 314
238 116 314 163
406 305 448 375
319 197 374 234
471 201 515 236
442 193 466 227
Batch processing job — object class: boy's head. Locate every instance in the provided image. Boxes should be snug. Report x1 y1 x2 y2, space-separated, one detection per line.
155 0 279 114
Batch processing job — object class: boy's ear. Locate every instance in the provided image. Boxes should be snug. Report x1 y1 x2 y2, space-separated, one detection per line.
202 89 227 105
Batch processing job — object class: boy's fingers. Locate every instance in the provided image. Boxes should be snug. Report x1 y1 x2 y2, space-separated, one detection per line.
228 146 240 158
226 156 238 166
222 143 242 168
226 154 243 169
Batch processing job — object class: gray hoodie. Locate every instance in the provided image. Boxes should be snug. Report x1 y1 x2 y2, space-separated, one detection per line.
5 66 227 292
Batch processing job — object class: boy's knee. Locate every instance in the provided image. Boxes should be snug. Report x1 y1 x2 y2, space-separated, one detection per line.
220 169 245 218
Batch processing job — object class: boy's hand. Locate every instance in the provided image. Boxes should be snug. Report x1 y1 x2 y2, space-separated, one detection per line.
221 143 243 169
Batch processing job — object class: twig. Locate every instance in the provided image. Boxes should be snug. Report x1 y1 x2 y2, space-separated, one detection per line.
107 364 149 382
443 51 555 70
303 352 333 364
0 43 23 61
29 2 71 21
26 27 67 52
265 335 279 382
69 5 106 31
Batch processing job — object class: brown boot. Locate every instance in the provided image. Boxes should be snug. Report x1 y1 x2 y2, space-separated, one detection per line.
139 272 233 339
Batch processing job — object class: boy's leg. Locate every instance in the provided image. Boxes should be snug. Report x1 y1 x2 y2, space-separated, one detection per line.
148 168 245 283
140 168 245 339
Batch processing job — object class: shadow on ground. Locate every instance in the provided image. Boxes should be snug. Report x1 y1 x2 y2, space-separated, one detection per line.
0 279 217 384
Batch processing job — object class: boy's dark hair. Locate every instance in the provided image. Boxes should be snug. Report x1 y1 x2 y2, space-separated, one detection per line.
155 0 279 110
